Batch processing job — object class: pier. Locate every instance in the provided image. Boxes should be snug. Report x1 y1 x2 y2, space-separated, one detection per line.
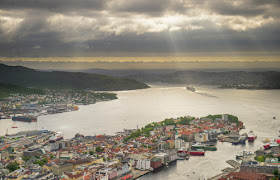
226 160 240 168
132 170 150 179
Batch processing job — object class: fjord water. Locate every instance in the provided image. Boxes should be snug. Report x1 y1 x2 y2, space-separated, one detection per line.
1 85 280 179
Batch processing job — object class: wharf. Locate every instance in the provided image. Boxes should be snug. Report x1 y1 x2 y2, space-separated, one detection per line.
237 154 255 161
226 160 240 168
132 170 150 179
117 169 150 180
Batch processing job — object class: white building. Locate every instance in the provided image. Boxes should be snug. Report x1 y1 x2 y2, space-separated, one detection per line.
222 114 228 121
175 138 183 149
194 133 209 142
136 159 151 170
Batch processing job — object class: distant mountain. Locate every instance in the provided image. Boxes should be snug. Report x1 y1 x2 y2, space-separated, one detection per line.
0 83 44 99
126 71 280 89
0 64 149 90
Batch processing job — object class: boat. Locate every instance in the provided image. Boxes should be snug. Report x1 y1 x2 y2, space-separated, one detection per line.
177 149 188 154
189 149 205 156
12 127 18 128
236 152 244 159
263 143 271 150
0 115 11 119
49 131 63 143
186 86 195 92
191 142 217 151
270 142 279 148
232 138 246 145
177 156 185 160
248 130 257 142
12 116 37 122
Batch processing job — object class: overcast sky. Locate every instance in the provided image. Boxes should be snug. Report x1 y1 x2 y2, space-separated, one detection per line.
0 0 280 57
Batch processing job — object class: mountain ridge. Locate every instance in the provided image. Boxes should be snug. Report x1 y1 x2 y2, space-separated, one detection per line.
0 63 149 91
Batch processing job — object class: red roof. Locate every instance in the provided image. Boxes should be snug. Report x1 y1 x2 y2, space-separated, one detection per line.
121 174 132 180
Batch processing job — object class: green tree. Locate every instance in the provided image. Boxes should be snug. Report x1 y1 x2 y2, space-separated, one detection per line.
22 156 31 162
42 158 48 164
96 147 102 152
7 161 20 172
89 151 94 155
34 160 44 166
257 156 265 162
50 154 54 159
273 169 279 176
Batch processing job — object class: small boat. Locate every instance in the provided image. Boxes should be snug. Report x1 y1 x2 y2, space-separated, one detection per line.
248 130 257 142
263 143 271 150
186 86 195 92
177 156 185 160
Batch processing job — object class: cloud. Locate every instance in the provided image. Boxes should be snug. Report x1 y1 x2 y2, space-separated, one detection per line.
0 0 279 56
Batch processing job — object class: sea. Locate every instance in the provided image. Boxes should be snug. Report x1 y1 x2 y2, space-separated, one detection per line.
1 85 280 179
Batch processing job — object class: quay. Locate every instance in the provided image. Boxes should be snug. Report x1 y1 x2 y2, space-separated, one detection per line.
226 160 240 168
132 170 150 179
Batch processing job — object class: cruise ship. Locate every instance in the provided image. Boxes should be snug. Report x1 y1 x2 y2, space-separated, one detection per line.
49 131 63 143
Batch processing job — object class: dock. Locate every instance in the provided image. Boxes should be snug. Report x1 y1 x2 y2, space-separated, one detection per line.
132 170 150 179
226 160 240 168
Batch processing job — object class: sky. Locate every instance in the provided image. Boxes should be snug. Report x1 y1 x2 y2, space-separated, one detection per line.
0 0 280 69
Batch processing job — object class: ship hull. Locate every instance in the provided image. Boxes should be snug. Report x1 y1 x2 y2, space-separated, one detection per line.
189 152 204 156
12 116 37 122
248 136 256 142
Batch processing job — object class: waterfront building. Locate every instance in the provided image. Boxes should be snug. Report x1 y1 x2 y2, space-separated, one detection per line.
195 133 209 142
175 138 183 149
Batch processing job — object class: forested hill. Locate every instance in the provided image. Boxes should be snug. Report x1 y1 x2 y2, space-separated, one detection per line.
0 83 44 99
0 63 149 90
127 70 280 89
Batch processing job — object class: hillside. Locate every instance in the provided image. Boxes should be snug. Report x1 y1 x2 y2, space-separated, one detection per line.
0 64 149 90
0 83 44 99
127 71 280 89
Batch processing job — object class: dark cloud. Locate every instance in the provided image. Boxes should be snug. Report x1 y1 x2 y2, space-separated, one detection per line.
0 0 107 13
0 0 279 56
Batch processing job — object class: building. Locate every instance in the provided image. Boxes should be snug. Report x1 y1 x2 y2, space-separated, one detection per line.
222 114 228 121
51 163 74 175
240 161 278 174
195 133 208 142
175 138 183 149
219 171 273 180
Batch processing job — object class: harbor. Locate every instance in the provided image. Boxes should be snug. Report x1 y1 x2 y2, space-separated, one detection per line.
1 85 280 179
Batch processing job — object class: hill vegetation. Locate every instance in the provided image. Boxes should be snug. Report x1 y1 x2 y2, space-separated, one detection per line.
0 63 149 90
0 83 44 99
